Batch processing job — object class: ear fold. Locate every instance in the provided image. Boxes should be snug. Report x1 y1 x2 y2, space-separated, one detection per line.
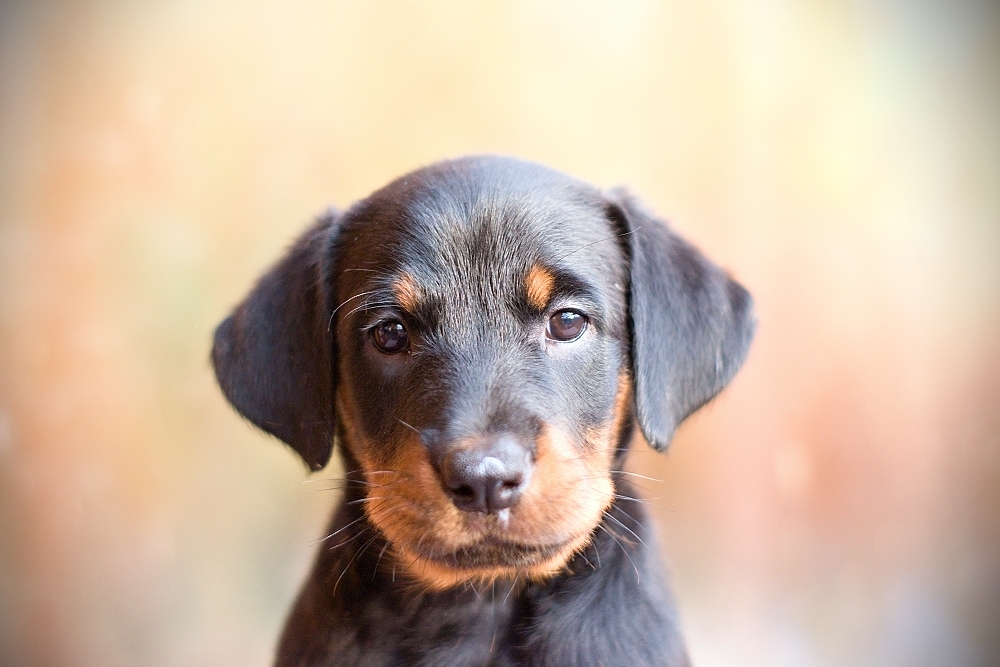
606 190 756 451
211 211 341 470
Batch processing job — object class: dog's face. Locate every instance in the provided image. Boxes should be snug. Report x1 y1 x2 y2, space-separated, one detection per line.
212 157 755 590
334 163 632 586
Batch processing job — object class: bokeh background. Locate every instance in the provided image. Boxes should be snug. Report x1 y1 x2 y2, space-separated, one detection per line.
1 1 998 665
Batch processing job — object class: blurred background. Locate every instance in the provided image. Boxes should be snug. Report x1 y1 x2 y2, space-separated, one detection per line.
1 1 998 665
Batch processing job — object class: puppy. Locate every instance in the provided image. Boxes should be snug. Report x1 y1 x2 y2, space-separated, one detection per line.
212 156 755 667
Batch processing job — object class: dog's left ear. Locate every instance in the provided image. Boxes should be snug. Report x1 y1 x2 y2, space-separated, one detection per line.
606 190 756 451
211 211 341 471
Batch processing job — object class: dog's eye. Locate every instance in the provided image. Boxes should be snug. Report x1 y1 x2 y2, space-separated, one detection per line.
372 320 410 353
546 310 588 342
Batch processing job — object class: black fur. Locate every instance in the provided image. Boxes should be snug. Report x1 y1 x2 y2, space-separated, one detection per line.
605 191 755 451
212 212 340 470
212 156 756 666
275 479 687 667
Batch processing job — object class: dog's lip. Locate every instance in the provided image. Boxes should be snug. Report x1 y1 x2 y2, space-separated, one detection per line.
414 535 574 570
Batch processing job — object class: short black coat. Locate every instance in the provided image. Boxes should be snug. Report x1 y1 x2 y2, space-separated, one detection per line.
212 156 755 667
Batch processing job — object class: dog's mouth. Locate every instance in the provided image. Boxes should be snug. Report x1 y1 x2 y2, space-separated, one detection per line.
414 535 573 570
351 421 618 587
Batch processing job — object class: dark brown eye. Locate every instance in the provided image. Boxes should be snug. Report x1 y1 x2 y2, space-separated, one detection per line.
372 320 409 353
546 310 588 342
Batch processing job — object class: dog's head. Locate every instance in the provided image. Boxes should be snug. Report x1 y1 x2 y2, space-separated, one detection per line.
213 156 755 589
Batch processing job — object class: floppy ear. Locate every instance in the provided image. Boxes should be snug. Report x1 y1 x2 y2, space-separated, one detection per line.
211 210 341 470
606 190 756 451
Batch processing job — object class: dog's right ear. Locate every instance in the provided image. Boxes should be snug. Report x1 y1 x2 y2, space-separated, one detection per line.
211 211 340 471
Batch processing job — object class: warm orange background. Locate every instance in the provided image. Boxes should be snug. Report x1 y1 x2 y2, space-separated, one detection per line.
1 1 998 666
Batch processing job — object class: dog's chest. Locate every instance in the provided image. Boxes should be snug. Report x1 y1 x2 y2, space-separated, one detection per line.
318 545 687 667
336 588 520 667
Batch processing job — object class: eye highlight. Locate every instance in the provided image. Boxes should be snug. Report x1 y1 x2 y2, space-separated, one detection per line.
372 320 410 353
546 310 588 342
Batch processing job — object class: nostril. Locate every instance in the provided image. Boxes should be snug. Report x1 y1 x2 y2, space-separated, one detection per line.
452 485 477 502
498 473 524 492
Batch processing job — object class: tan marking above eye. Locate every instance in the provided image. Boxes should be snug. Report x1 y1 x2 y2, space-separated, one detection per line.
392 273 422 312
525 264 556 310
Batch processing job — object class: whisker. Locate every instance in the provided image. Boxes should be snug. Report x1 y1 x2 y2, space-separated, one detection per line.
307 480 398 493
555 228 639 262
373 539 392 581
607 504 642 525
604 511 650 553
615 471 665 484
611 496 673 516
358 497 403 519
346 495 389 506
599 522 634 548
397 419 421 434
333 534 379 596
345 300 397 318
313 515 367 546
613 492 670 504
597 524 640 584
502 572 520 606
327 526 371 552
329 290 380 330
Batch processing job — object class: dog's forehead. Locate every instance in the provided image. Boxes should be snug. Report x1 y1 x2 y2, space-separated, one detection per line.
401 190 608 288
341 158 625 301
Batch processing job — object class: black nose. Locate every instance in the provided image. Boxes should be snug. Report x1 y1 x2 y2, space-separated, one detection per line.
441 434 533 514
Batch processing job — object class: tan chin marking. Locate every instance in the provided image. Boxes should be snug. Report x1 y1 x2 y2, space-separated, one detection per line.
525 264 555 310
388 531 596 591
334 375 633 591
